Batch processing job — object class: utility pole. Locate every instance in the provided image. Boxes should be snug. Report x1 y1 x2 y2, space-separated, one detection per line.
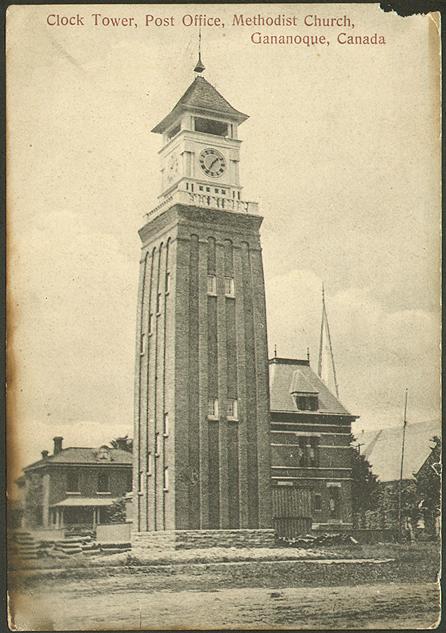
398 388 409 542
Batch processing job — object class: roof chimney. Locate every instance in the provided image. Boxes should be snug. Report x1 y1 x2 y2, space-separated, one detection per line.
53 436 63 455
41 450 49 460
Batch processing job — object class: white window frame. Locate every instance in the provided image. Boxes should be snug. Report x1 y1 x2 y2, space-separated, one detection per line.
224 276 235 298
227 398 239 421
163 467 169 492
207 274 217 296
208 398 219 419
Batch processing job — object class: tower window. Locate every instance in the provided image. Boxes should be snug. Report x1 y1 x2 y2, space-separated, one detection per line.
207 275 217 296
156 292 162 314
140 333 146 356
194 117 228 137
163 412 169 437
138 470 144 493
167 123 181 140
97 472 110 493
225 277 235 298
165 272 171 294
147 452 153 476
208 398 219 419
67 471 79 493
155 433 160 457
227 399 238 420
163 467 169 492
148 313 153 335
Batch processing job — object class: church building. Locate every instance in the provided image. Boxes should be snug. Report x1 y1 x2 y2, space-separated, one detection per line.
133 54 273 546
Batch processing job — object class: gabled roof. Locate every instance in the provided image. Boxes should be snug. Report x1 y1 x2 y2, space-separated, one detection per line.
360 419 441 482
152 76 248 134
269 358 354 417
24 447 132 471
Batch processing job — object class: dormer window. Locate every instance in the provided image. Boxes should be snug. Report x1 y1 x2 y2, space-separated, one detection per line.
194 117 228 137
293 394 319 411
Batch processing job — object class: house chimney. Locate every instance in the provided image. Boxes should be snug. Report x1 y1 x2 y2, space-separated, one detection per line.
53 436 63 455
41 450 49 459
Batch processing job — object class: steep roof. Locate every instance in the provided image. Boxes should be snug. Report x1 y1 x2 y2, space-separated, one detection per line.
359 419 441 482
152 76 248 134
269 358 355 417
24 447 132 471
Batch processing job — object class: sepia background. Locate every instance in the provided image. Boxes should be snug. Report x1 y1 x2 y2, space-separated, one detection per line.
7 4 440 482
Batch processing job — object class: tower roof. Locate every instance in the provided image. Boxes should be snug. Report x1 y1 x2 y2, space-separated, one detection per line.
152 75 248 134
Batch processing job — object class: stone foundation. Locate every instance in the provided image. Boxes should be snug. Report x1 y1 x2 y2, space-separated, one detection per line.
132 529 276 553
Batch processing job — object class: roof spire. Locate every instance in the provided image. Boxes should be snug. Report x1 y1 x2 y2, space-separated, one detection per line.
194 27 206 74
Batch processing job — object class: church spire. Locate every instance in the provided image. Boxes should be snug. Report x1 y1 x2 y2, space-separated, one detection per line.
194 27 205 74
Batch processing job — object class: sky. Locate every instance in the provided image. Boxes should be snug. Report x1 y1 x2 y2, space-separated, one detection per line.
7 4 441 479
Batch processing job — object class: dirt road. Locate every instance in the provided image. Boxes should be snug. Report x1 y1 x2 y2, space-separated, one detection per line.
11 578 439 630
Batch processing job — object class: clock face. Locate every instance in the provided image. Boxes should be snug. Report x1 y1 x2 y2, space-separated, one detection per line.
199 148 226 178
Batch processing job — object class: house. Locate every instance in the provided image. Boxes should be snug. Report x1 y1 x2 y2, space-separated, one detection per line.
17 436 132 531
269 357 358 536
357 419 441 532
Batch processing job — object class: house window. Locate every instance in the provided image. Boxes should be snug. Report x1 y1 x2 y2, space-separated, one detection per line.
297 437 319 467
163 412 169 437
165 272 171 294
227 399 238 420
224 277 235 298
66 471 79 493
156 292 162 314
294 395 319 411
155 433 160 457
208 398 219 419
207 274 217 296
148 313 153 335
163 467 169 492
314 493 322 512
140 333 146 356
97 472 110 493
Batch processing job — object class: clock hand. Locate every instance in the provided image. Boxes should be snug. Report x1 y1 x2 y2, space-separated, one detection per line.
209 158 218 169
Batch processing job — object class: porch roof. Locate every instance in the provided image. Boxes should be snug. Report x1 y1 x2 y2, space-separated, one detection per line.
51 497 118 507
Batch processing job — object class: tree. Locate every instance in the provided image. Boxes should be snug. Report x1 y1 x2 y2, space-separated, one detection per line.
350 434 380 514
415 435 441 536
102 497 127 523
110 435 133 453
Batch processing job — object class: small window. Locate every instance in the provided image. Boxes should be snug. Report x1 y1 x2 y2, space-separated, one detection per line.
224 277 235 298
295 395 319 411
165 272 171 294
138 470 144 493
314 493 322 511
167 123 181 140
163 467 169 492
199 185 203 191
221 189 226 195
155 433 160 456
207 274 217 296
140 333 146 356
67 471 79 493
208 398 219 419
206 187 210 193
194 117 228 137
148 313 153 335
147 452 153 476
156 292 162 314
214 188 219 194
227 399 238 420
97 472 110 493
163 412 169 437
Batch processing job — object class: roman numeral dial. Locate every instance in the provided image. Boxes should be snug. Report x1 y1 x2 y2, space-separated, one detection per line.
199 148 226 178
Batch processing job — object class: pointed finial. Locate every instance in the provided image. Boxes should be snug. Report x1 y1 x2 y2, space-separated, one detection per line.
274 344 277 358
194 27 205 74
322 281 325 300
306 347 310 362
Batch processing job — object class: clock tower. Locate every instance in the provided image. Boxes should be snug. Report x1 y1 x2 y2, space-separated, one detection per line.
133 54 273 550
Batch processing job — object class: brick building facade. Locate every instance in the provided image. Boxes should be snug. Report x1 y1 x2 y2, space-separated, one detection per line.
133 70 272 535
269 358 357 534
